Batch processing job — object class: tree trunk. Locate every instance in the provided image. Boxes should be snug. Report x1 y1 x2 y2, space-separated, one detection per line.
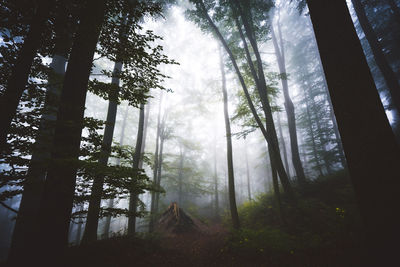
213 143 220 219
0 0 53 151
302 84 324 177
138 103 151 169
149 93 163 232
8 5 71 260
231 8 294 197
276 113 291 177
35 0 107 261
128 103 146 235
271 22 306 184
219 48 240 229
306 16 347 168
103 104 129 238
352 0 400 132
307 0 400 264
82 61 123 243
154 129 165 214
198 1 292 197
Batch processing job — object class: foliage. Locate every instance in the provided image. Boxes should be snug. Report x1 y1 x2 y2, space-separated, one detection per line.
223 171 363 266
89 0 178 107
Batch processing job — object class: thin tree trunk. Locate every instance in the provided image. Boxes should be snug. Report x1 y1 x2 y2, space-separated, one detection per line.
154 130 165 214
271 22 306 184
219 48 240 229
128 103 146 235
276 113 291 177
8 5 71 259
352 0 400 128
0 0 53 151
138 103 151 169
198 1 292 197
36 0 107 261
307 0 400 265
103 104 129 238
302 85 324 177
149 93 162 232
231 7 294 197
82 61 123 243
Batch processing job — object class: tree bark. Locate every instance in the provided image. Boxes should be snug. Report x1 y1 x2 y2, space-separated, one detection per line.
36 0 107 261
103 104 129 238
219 48 240 229
82 61 123 243
8 5 71 260
154 125 165 214
271 22 306 184
231 6 294 196
307 0 400 264
0 0 53 151
276 112 291 177
149 93 162 232
138 103 151 169
128 103 146 235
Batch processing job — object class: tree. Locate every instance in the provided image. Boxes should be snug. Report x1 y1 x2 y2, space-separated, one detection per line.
35 0 108 261
188 0 294 199
219 49 240 229
8 2 75 259
127 104 146 235
306 0 400 264
351 0 400 136
270 14 306 184
0 0 53 151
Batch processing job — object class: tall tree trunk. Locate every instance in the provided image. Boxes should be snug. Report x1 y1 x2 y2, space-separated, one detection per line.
302 85 324 177
8 5 71 260
231 9 294 197
219 48 240 229
271 22 306 184
307 0 400 265
0 0 53 151
128 103 146 235
306 16 347 168
36 0 107 261
149 93 162 232
103 104 129 238
138 103 151 169
197 0 292 198
154 129 165 214
82 61 123 243
276 113 291 177
352 0 400 131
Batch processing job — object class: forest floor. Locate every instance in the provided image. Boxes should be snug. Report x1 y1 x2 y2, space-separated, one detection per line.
64 223 255 267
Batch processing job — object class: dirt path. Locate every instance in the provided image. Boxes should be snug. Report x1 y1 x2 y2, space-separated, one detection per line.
157 224 229 266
